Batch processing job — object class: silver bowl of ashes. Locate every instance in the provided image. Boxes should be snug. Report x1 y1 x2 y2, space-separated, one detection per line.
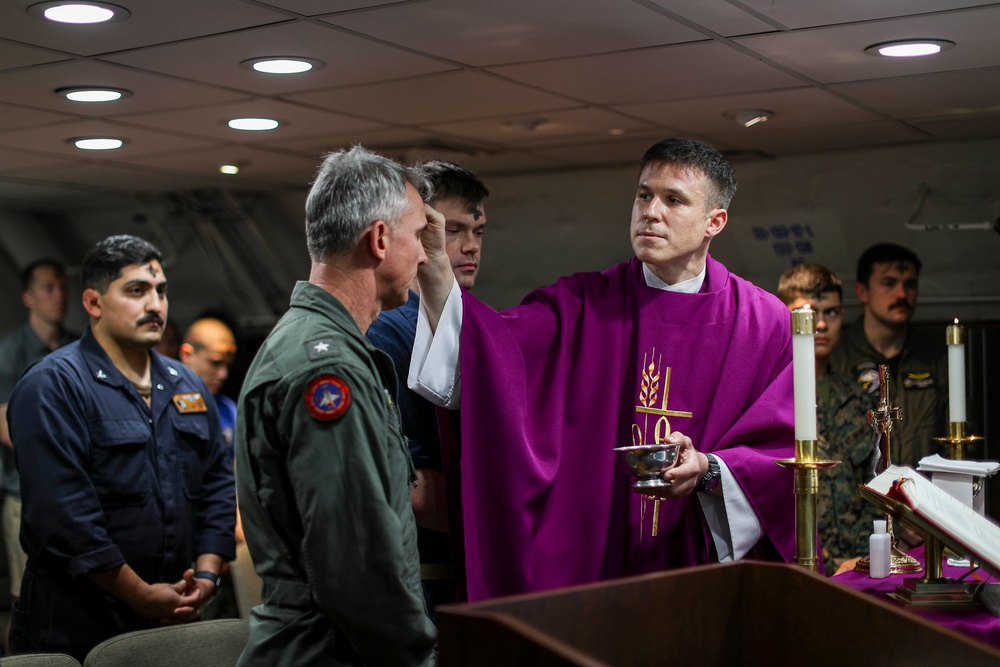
612 443 680 492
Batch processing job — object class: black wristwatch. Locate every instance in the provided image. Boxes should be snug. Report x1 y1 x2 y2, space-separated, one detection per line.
194 570 222 594
698 454 721 493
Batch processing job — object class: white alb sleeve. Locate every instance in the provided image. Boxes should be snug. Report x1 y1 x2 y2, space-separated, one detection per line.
408 280 463 409
696 456 764 561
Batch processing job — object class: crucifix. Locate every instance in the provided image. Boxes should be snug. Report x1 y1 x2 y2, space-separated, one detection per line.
869 364 901 473
859 364 922 574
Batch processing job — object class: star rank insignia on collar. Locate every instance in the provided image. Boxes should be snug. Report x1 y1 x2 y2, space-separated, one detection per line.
167 366 179 376
96 369 108 380
304 375 351 421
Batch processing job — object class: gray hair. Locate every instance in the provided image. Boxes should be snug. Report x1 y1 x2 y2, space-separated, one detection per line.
305 145 431 261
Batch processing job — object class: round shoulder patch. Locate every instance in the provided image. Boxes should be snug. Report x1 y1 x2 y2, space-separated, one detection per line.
304 375 352 421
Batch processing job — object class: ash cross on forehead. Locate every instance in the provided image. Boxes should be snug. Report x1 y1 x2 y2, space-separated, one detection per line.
146 263 159 278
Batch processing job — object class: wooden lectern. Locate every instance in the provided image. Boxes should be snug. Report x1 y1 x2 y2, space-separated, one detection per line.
437 561 1000 666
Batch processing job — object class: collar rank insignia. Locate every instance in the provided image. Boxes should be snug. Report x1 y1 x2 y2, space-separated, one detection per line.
305 375 351 421
173 392 208 413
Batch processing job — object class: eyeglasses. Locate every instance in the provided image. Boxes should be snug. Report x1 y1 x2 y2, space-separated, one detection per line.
816 306 843 321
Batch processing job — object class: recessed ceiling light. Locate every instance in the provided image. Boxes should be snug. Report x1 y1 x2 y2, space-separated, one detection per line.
57 87 131 102
725 109 773 128
241 57 323 74
219 164 240 175
865 39 955 58
27 1 129 24
71 137 125 150
228 118 280 131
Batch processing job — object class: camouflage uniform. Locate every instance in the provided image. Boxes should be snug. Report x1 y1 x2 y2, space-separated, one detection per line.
817 371 881 576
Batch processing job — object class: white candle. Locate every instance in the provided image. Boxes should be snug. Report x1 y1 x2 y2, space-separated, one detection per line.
791 306 817 440
947 318 966 423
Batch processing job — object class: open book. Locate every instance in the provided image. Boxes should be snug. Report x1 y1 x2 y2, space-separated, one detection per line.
863 465 1000 577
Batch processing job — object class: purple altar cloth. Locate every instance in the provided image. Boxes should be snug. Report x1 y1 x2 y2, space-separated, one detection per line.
834 546 1000 650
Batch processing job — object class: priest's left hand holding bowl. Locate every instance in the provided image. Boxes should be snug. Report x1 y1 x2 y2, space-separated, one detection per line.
649 431 711 499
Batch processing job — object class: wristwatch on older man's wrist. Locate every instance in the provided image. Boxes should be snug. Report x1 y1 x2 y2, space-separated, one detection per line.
698 454 721 493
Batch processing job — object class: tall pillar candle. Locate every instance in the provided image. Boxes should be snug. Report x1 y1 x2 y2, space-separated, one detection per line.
947 319 966 423
791 306 817 441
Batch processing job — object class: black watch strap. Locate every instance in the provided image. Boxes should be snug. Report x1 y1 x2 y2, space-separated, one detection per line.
698 454 721 493
194 570 222 593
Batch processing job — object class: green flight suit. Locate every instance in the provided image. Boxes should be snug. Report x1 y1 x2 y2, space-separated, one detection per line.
235 282 436 667
831 317 948 467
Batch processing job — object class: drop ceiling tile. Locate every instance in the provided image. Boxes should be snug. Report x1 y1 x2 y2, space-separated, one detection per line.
0 38 69 72
737 0 996 30
909 114 1000 141
0 0 291 57
255 0 409 16
618 87 884 134
118 99 381 142
0 147 76 172
735 5 1000 83
0 102 77 131
10 161 217 192
703 120 929 156
831 68 1000 119
646 0 785 35
0 119 215 158
490 41 803 105
287 71 580 126
100 22 455 95
273 128 455 158
320 0 706 67
424 108 660 146
116 146 323 187
0 61 250 117
529 134 685 169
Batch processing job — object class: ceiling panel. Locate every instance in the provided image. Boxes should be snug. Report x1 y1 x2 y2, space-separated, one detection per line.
490 41 805 106
645 0 784 35
617 87 886 134
0 0 291 57
320 0 706 67
0 102 77 132
0 38 69 72
423 108 661 147
0 119 215 157
117 98 384 142
0 0 997 206
737 0 996 30
255 0 408 17
0 60 250 117
100 21 456 95
286 71 581 125
736 5 1000 83
831 67 1000 120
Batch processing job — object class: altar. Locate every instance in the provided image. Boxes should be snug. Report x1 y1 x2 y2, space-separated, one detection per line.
436 560 1000 666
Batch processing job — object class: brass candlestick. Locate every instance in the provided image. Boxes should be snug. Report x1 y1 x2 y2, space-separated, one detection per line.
776 440 838 573
932 421 984 461
775 307 838 574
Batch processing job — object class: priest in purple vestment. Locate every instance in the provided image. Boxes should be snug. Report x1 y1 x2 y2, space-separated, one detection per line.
411 138 796 601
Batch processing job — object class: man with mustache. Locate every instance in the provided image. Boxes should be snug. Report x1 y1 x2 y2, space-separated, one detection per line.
6 235 236 661
367 159 488 612
832 242 948 466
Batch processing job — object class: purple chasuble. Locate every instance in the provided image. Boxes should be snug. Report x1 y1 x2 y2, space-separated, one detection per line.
458 255 796 601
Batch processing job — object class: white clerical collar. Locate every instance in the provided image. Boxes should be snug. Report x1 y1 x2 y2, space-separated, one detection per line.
642 263 706 294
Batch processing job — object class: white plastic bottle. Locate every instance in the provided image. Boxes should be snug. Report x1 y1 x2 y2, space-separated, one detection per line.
869 519 891 579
